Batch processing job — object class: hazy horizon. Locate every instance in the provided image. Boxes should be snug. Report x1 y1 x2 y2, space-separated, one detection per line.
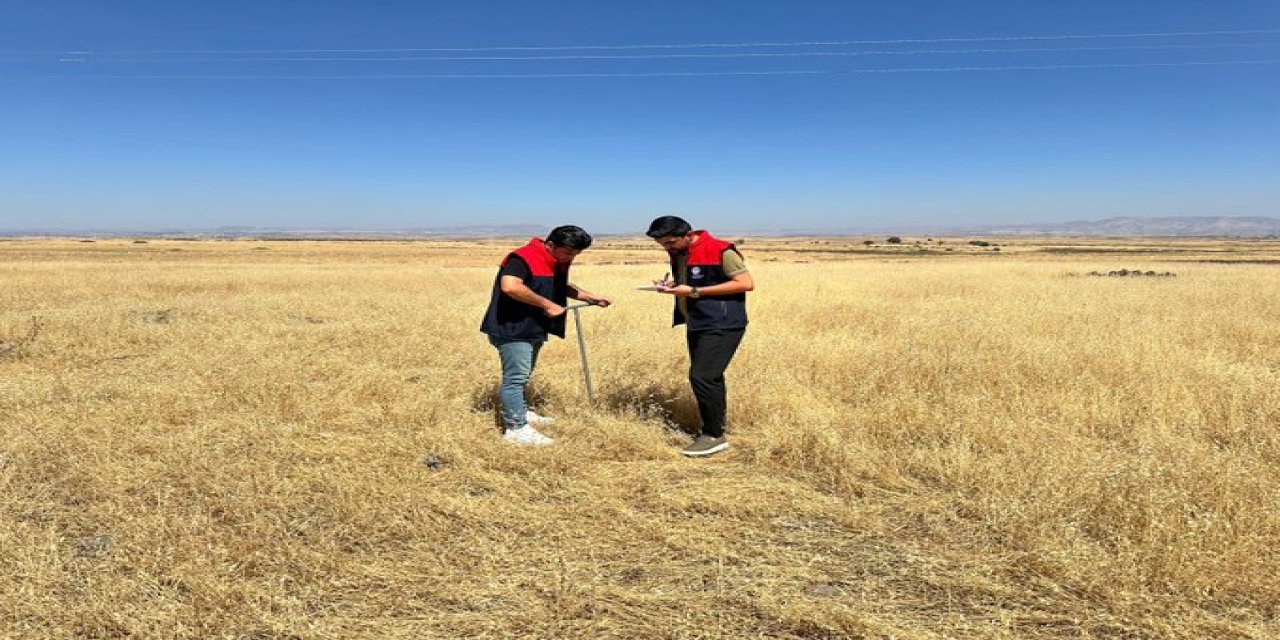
4 214 1279 238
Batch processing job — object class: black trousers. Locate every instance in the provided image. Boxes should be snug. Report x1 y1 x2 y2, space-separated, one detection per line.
686 328 746 438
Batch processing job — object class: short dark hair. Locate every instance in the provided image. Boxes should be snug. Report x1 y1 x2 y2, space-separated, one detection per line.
646 215 692 238
547 225 593 250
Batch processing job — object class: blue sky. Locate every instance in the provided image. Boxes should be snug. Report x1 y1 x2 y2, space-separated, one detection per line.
2 1 1278 233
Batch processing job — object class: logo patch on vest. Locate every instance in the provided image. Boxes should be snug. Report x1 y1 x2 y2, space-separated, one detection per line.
691 266 702 277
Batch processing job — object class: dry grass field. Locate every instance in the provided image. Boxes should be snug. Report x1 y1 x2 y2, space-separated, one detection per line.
1 235 1277 639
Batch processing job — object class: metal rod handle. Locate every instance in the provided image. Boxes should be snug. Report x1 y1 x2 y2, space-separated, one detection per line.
570 306 595 403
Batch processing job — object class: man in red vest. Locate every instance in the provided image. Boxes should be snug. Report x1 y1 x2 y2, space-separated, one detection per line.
480 225 612 445
646 216 754 457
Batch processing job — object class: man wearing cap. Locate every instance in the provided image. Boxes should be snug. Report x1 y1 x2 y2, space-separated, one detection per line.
646 215 754 457
480 225 612 445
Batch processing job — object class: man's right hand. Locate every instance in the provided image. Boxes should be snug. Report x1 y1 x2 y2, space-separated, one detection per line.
544 303 566 317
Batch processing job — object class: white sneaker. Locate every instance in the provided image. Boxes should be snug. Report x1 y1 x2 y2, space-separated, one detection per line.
503 426 555 446
526 410 556 425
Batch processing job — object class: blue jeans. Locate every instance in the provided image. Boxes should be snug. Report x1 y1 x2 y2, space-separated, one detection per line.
489 336 544 431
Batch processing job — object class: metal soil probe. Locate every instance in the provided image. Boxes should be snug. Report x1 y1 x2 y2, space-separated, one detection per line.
564 302 602 403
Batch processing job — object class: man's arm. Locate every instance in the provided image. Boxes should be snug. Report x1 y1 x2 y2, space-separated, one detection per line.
568 283 613 307
663 249 753 297
500 275 565 317
664 271 753 297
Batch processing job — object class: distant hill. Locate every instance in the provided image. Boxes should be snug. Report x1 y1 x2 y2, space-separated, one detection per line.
738 216 1280 238
976 216 1280 237
208 225 550 237
0 224 549 238
5 217 1279 238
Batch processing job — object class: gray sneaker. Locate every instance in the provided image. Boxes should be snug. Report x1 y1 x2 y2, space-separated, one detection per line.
682 435 729 457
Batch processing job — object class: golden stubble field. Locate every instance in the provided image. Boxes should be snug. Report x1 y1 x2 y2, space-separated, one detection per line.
1 236 1277 639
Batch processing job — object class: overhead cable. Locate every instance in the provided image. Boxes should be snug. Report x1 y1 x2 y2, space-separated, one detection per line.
3 28 1279 56
10 58 1279 79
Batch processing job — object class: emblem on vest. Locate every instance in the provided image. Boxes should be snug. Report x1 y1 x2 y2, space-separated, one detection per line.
691 267 702 277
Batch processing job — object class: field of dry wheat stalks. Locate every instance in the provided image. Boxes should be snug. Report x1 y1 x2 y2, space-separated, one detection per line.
1 236 1277 639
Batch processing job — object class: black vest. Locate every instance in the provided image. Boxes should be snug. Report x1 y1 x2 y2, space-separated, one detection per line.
671 231 748 331
480 239 569 340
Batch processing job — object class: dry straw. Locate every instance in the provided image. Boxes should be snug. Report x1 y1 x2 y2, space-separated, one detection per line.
0 237 1276 639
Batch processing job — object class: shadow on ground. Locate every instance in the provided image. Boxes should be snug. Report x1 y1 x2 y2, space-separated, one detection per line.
468 381 702 435
596 381 702 435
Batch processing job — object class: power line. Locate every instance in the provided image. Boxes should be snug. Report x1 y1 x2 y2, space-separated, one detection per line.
10 59 1280 79
3 28 1279 56
61 42 1280 63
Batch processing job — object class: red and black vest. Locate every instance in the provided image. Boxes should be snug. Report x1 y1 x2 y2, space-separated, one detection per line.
480 238 570 340
671 230 748 331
